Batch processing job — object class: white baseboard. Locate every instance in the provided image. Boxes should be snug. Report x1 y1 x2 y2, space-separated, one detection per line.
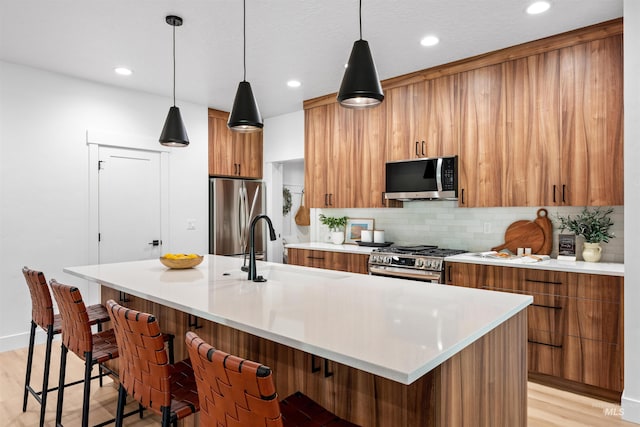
622 391 640 424
0 329 56 353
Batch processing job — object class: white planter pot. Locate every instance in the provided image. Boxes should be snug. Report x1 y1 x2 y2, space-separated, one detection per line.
582 242 603 262
330 231 345 245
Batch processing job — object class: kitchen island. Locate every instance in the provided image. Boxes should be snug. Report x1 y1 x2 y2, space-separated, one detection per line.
65 255 532 426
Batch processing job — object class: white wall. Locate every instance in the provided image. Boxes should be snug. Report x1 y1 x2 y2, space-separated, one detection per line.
0 61 209 351
622 0 640 422
263 110 304 163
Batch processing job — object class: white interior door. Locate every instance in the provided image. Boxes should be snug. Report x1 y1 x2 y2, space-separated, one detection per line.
98 146 162 263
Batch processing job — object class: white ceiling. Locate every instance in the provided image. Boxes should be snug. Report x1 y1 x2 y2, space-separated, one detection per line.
0 0 623 119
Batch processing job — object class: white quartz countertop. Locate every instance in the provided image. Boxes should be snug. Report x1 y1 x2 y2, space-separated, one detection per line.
285 242 376 254
65 255 531 385
446 253 624 276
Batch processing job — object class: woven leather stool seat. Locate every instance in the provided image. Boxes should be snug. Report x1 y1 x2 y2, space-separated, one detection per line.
50 279 120 427
185 331 359 427
21 267 110 427
105 299 199 427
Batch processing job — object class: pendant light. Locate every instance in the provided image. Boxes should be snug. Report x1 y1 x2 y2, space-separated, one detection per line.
228 0 263 133
159 15 189 147
337 0 384 108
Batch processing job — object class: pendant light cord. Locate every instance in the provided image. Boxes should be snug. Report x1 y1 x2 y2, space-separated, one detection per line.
359 0 363 40
172 22 176 107
243 0 247 82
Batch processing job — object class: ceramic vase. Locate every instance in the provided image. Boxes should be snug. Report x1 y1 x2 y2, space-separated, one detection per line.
582 242 602 262
330 231 345 245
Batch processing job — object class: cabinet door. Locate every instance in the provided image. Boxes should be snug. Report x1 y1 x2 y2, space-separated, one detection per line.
304 106 331 208
559 35 623 206
208 112 236 177
385 82 428 161
503 52 561 206
232 131 263 179
458 64 506 207
445 262 482 287
425 75 458 157
351 104 387 208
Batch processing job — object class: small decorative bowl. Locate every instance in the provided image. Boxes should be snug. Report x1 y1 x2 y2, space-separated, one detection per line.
159 255 204 269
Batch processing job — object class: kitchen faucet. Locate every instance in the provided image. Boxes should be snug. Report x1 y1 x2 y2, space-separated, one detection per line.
248 214 277 282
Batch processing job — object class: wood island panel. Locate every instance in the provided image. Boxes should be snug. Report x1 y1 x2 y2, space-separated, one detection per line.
101 286 527 426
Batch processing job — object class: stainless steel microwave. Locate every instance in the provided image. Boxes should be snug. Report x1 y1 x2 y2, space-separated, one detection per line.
384 156 458 201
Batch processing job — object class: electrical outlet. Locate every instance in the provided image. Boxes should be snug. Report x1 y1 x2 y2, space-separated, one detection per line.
187 219 196 230
483 222 491 234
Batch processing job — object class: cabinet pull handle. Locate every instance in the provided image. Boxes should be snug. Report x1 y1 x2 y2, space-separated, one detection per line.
447 265 452 283
311 355 321 373
528 339 563 349
415 141 420 157
461 188 465 205
118 291 130 303
329 193 333 206
324 359 334 378
188 314 203 330
562 184 566 203
324 193 328 206
531 303 563 310
525 278 563 285
381 192 386 206
306 256 325 260
553 185 557 203
421 140 426 156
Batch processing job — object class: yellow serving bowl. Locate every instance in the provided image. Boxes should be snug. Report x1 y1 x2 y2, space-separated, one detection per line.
159 255 204 269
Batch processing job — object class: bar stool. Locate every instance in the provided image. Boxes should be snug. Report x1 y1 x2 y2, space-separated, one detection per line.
185 331 359 427
49 279 122 427
105 299 200 427
22 267 110 427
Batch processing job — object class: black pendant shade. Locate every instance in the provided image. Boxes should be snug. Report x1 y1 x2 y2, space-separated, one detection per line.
228 0 263 133
338 39 384 108
228 81 263 133
160 106 189 146
159 15 189 147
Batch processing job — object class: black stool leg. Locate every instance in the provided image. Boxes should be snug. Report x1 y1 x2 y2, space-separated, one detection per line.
38 326 54 427
55 344 68 427
97 323 104 387
114 384 126 427
22 321 37 412
161 407 171 427
81 352 93 427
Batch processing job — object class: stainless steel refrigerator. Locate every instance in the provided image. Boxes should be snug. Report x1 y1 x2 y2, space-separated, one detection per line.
209 178 266 258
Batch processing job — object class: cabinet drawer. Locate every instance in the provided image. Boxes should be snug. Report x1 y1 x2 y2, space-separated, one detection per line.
528 341 563 377
566 298 621 344
528 305 565 340
563 336 623 392
519 270 567 296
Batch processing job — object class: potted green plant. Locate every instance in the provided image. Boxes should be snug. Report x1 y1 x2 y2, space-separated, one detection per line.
319 214 348 244
556 207 615 262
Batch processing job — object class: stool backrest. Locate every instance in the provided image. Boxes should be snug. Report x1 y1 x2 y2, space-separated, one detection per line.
105 299 171 414
22 267 54 330
49 280 93 357
185 331 283 426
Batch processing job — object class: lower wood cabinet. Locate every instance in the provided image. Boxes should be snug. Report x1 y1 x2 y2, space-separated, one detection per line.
287 248 369 274
446 262 623 400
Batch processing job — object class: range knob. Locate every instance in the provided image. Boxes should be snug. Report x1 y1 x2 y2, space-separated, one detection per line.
415 258 424 268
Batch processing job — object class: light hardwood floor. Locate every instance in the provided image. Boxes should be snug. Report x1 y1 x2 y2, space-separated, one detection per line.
0 343 634 426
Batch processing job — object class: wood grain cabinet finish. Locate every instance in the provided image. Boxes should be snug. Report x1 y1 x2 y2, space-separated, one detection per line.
304 103 390 208
287 248 369 274
445 262 623 398
208 108 263 179
386 75 458 161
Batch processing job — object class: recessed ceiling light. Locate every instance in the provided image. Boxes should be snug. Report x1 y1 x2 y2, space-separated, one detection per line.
114 67 133 76
287 80 301 88
527 1 550 15
420 35 440 47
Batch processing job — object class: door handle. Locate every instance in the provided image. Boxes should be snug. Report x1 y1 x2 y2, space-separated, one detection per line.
415 141 420 157
553 185 557 203
421 140 426 156
148 240 162 246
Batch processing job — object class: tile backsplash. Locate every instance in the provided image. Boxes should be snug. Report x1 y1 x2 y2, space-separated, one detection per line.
312 203 624 263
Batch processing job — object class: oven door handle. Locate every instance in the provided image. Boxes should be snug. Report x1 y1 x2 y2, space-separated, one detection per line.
368 265 442 282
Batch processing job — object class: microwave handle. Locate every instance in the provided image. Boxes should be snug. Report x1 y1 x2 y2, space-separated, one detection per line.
435 157 443 192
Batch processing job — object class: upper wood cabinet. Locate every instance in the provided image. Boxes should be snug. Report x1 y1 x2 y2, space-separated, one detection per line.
304 103 389 208
208 109 263 179
458 64 506 207
386 75 458 161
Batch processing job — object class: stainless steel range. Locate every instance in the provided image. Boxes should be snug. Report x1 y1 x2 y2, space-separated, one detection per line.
368 245 467 283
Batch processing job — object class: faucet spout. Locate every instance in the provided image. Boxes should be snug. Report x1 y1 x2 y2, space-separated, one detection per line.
248 214 277 281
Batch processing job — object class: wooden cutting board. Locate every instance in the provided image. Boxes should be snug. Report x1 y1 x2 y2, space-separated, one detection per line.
534 208 553 255
492 218 545 254
294 191 310 226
